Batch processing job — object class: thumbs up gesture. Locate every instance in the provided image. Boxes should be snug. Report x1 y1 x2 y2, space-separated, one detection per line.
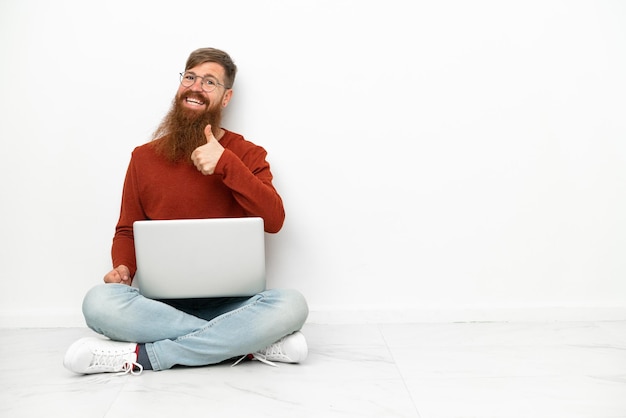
191 124 225 175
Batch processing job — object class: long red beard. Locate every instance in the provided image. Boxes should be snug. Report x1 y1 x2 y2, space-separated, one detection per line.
152 93 222 163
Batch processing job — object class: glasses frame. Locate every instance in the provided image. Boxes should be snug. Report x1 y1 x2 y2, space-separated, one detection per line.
179 72 229 92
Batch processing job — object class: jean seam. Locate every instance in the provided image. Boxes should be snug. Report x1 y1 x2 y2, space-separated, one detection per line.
174 293 264 342
148 294 265 370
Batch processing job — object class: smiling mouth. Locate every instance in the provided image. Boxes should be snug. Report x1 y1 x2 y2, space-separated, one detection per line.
185 97 206 106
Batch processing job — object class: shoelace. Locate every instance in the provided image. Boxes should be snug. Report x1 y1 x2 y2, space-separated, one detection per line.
231 353 278 368
260 340 289 361
231 337 292 368
117 361 144 376
90 352 143 376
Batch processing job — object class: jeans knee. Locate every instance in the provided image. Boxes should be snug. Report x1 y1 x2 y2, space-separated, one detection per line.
82 284 137 331
82 284 104 325
268 288 309 328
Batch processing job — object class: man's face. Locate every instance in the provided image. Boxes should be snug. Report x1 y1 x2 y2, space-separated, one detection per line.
151 61 234 162
176 61 232 116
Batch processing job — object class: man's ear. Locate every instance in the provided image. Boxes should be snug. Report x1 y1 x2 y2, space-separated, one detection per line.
222 89 233 108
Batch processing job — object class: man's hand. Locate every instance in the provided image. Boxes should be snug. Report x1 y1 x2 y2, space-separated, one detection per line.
104 265 131 285
191 124 225 175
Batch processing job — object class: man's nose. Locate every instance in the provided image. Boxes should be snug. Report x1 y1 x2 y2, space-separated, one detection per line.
189 77 204 92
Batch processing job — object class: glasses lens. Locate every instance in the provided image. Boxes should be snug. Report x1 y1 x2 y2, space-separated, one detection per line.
201 80 216 93
180 72 195 87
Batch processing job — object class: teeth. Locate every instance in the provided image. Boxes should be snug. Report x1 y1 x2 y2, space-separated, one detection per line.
186 98 204 105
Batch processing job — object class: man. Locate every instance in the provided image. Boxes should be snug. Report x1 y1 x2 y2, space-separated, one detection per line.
63 48 309 374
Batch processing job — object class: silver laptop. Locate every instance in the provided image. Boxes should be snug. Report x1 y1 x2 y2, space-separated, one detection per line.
132 217 266 299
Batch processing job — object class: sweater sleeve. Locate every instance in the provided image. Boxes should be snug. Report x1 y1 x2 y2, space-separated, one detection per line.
214 146 285 233
111 154 144 277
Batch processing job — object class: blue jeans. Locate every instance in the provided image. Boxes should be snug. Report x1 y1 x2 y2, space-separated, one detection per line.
82 284 308 371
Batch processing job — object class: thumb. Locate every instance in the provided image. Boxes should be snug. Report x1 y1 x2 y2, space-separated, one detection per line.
117 265 130 282
204 124 214 143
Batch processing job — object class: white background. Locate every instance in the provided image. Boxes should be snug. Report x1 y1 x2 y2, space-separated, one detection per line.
1 0 624 326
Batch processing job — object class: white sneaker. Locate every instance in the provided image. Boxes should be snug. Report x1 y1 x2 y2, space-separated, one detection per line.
64 337 142 375
233 331 308 367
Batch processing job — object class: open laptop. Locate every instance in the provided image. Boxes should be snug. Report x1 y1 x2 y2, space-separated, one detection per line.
132 217 266 299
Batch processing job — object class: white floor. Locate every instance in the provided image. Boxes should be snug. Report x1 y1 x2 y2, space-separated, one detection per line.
1 321 625 418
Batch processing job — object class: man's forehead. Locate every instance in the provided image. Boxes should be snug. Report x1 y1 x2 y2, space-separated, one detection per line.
187 61 226 78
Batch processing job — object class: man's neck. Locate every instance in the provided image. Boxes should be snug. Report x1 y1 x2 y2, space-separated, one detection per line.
215 128 225 141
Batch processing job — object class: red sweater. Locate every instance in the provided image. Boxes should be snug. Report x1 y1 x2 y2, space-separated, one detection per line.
112 129 285 277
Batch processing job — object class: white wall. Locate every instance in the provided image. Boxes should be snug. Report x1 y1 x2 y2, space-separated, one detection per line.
1 0 625 327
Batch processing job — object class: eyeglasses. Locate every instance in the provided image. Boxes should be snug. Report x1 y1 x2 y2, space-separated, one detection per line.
179 72 228 92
